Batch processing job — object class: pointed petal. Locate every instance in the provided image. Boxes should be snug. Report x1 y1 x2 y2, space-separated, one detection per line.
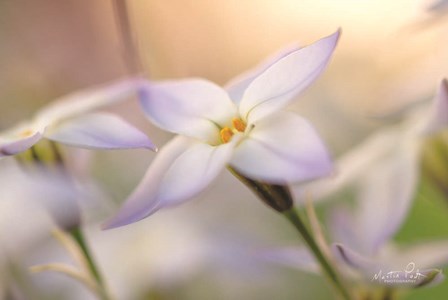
103 136 235 229
427 0 448 12
332 243 377 273
139 79 237 144
44 113 156 150
224 44 300 104
335 244 446 288
355 140 419 254
421 79 448 135
293 128 400 202
35 79 141 126
230 112 332 184
386 241 448 271
328 206 361 251
239 30 340 123
258 246 319 274
0 124 43 157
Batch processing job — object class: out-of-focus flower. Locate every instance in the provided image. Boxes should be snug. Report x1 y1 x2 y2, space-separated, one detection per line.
105 30 341 228
0 159 83 276
263 79 448 290
295 79 448 203
262 150 448 290
263 155 448 289
0 80 156 158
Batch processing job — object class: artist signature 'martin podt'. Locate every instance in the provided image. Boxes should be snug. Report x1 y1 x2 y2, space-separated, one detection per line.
372 262 427 285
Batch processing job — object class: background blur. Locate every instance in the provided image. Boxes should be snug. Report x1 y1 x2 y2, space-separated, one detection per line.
1 0 448 299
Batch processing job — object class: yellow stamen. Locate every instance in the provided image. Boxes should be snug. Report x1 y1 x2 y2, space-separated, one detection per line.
232 118 246 132
20 129 34 137
220 127 234 144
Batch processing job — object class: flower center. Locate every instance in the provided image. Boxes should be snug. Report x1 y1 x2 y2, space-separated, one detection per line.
19 129 34 137
219 118 247 143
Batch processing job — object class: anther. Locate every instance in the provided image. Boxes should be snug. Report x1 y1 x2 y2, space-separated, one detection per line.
20 129 33 137
220 127 234 143
232 118 246 132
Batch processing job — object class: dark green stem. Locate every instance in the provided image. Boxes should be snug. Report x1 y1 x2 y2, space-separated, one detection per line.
284 208 352 300
68 227 112 300
228 167 293 211
69 227 103 285
229 167 352 300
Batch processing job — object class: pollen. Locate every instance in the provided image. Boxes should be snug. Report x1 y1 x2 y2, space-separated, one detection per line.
19 129 33 137
232 118 246 132
220 127 234 144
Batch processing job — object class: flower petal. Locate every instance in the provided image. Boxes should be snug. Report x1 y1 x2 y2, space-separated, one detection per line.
0 123 43 157
230 112 332 184
328 206 361 252
224 44 300 104
386 241 448 272
427 0 448 12
103 136 235 229
332 243 378 273
294 128 401 202
355 140 420 255
35 79 141 127
44 113 156 150
239 30 340 123
139 79 237 144
421 79 448 135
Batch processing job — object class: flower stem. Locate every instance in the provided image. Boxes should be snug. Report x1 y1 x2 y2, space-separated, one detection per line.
228 167 352 300
69 227 103 284
283 208 352 300
69 227 111 300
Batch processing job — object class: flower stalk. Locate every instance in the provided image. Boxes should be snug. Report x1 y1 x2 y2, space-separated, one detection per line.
283 208 352 300
18 142 111 300
229 167 352 300
69 227 104 287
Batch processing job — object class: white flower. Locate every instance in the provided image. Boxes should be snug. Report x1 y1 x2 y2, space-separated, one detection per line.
262 79 448 289
0 80 156 157
294 79 448 203
105 30 341 229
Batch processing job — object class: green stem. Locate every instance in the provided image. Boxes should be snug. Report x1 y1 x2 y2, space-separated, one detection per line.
69 227 103 284
229 167 352 300
381 287 395 300
283 208 352 300
69 227 111 300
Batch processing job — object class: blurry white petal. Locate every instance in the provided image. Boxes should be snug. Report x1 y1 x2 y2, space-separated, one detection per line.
225 44 300 104
0 126 43 157
139 79 237 143
104 136 235 229
45 113 156 150
230 112 332 184
386 241 448 271
239 30 340 123
328 206 361 252
421 79 448 135
332 243 377 273
294 127 401 201
427 0 448 12
356 141 419 255
36 79 140 126
258 246 319 274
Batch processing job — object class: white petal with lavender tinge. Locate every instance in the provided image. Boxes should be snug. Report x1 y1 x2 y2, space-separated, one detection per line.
230 112 332 183
139 79 237 144
239 30 341 123
45 113 156 150
104 136 235 229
